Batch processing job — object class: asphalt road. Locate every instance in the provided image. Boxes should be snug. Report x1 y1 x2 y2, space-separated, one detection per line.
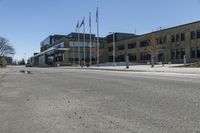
0 66 200 133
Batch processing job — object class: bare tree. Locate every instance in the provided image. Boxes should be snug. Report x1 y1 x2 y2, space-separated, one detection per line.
0 36 15 57
147 34 160 67
0 36 15 66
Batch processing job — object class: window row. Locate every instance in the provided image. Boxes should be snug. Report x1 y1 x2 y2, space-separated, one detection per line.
171 33 185 42
191 47 200 58
190 30 200 40
171 49 185 59
108 54 137 62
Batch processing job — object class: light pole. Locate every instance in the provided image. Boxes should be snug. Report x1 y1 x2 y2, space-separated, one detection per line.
109 32 115 66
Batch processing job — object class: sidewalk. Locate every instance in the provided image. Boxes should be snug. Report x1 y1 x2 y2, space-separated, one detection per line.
58 64 200 74
0 67 9 78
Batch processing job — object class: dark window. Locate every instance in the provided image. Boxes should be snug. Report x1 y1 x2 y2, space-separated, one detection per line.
116 55 125 62
117 45 125 50
176 34 180 42
140 52 151 60
197 47 200 58
163 36 167 44
176 49 181 59
171 49 176 59
128 43 136 49
158 37 163 44
140 40 149 47
191 47 196 58
181 48 185 59
55 55 63 62
171 35 175 42
100 43 104 48
128 53 136 61
191 31 196 40
196 30 200 39
108 47 113 52
159 36 167 44
109 56 113 62
181 33 185 41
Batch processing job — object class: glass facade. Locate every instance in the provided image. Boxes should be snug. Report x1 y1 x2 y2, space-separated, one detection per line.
69 41 94 48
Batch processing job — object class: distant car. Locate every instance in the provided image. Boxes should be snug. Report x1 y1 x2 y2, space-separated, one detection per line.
25 63 32 67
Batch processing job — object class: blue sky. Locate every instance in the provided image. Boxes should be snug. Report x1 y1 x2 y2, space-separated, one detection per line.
0 0 200 61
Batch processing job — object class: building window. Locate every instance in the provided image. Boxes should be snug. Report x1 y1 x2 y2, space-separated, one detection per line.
197 47 200 58
176 34 180 42
128 43 136 49
171 35 175 42
171 49 176 59
191 31 196 40
181 48 185 59
176 49 181 59
117 45 125 50
140 52 151 60
181 33 185 41
158 37 163 44
196 30 200 39
158 36 167 44
100 43 104 48
55 55 64 62
108 47 113 52
116 55 125 62
191 47 196 58
163 36 167 44
128 53 136 61
109 56 113 62
140 40 149 47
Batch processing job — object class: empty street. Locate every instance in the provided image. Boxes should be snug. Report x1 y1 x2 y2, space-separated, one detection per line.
0 66 200 133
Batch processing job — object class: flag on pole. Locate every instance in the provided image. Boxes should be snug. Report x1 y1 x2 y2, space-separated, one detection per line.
80 17 85 28
76 20 79 29
96 7 99 23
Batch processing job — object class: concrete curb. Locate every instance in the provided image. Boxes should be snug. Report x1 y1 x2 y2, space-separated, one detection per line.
54 67 200 75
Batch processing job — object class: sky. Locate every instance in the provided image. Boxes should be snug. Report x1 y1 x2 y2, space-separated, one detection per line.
0 0 200 61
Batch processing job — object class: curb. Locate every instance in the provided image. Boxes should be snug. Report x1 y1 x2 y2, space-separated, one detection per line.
53 67 200 75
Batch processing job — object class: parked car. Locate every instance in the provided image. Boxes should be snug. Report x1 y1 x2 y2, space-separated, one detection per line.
25 63 32 67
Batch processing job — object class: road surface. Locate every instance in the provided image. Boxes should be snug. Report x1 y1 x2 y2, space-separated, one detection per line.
0 66 200 133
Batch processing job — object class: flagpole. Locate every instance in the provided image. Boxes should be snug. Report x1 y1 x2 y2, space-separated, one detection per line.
83 18 86 66
78 21 80 66
89 12 92 66
96 7 100 65
73 40 75 66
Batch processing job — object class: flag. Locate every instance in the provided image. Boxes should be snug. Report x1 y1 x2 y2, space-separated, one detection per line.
76 20 79 31
96 7 99 23
89 12 91 28
80 17 85 28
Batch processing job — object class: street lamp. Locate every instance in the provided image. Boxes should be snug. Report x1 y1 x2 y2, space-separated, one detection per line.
109 32 116 66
